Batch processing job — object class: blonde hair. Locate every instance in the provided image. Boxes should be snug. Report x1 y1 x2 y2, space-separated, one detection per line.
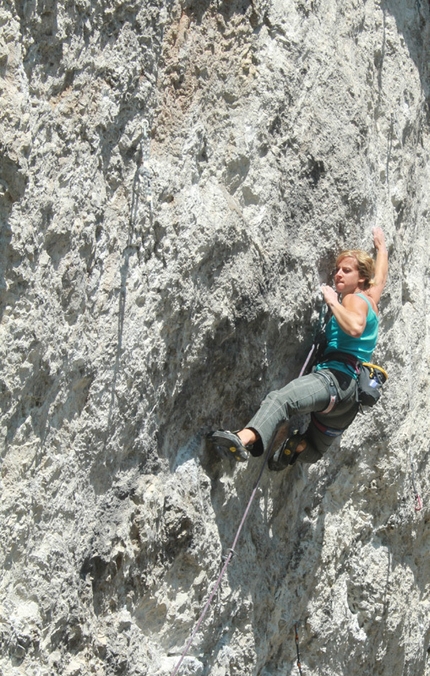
336 249 375 289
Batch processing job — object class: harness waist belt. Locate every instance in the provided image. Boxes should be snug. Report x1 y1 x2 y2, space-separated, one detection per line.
318 350 361 374
311 413 345 437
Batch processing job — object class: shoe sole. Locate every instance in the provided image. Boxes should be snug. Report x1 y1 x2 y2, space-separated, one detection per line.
209 431 249 462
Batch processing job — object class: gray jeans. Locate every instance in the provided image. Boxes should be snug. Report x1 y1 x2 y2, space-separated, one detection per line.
246 369 359 463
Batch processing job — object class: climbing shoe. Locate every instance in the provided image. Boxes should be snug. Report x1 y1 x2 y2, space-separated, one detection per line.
268 433 307 472
209 430 250 462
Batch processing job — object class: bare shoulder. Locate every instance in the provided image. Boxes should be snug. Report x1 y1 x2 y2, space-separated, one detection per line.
359 290 379 315
342 293 370 315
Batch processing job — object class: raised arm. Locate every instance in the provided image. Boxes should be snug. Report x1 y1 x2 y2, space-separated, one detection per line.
367 227 388 306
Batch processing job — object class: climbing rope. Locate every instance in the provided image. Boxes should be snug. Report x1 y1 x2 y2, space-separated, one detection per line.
294 623 304 676
385 113 423 514
170 437 275 676
169 331 320 676
405 307 423 510
301 299 328 376
139 120 153 213
409 448 423 512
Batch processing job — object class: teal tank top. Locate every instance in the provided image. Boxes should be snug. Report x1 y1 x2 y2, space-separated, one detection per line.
316 293 379 378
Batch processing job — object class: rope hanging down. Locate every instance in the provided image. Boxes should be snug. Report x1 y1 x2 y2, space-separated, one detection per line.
409 448 423 512
170 437 273 676
170 335 319 676
140 120 153 213
294 623 304 676
386 114 422 513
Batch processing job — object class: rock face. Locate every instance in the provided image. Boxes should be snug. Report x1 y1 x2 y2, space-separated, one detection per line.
1 0 430 674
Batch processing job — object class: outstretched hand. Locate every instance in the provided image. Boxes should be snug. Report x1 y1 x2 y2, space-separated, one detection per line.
373 226 386 250
367 226 388 305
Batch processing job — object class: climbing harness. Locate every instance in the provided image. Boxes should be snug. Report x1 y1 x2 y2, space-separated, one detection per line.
294 623 303 676
169 317 319 676
315 370 338 414
311 413 344 438
317 351 388 409
317 350 361 375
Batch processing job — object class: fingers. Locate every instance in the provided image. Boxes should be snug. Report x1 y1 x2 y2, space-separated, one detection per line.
372 226 386 247
321 284 336 304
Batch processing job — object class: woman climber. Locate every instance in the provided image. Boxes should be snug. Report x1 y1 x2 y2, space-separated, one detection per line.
210 227 388 471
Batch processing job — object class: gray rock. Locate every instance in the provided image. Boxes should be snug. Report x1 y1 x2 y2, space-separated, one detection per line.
0 0 429 675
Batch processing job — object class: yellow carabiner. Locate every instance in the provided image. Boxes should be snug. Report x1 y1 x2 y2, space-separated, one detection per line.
362 362 388 383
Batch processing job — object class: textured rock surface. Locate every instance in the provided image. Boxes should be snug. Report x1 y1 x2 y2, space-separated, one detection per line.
1 0 430 674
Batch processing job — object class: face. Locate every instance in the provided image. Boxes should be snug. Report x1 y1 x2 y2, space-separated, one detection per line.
334 256 365 294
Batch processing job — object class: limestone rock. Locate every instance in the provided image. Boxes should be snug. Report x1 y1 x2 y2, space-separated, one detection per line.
1 0 430 675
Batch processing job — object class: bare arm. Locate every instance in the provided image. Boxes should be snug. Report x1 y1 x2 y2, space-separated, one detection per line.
321 286 369 337
366 227 388 305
